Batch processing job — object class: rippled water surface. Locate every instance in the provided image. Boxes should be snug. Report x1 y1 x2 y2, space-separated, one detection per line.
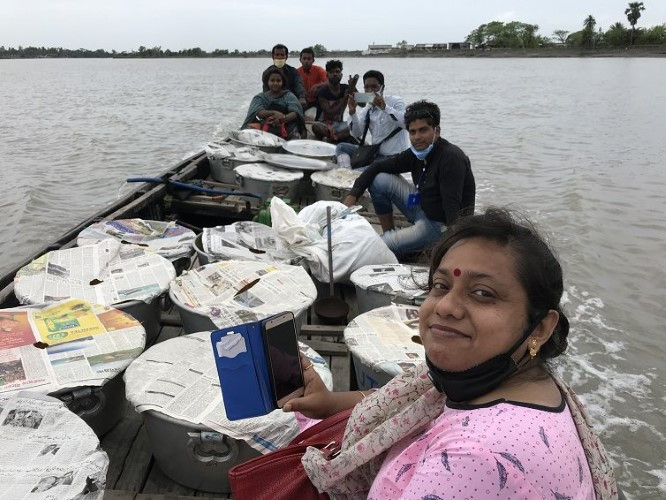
1 58 664 497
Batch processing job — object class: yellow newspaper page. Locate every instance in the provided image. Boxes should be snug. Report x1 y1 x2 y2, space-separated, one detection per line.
32 299 107 345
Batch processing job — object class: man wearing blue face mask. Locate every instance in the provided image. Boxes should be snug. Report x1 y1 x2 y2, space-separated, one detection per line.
343 100 475 258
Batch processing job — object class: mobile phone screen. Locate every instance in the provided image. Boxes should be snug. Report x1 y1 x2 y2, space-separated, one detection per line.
262 313 304 407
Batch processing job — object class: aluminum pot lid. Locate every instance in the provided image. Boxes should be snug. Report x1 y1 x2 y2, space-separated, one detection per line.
14 239 176 306
77 219 196 260
0 299 145 395
234 162 303 181
350 263 429 297
229 129 286 148
282 140 337 158
264 153 332 172
344 304 425 377
124 331 333 453
311 167 363 189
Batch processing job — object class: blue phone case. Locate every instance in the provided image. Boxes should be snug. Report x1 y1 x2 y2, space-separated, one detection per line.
211 316 279 420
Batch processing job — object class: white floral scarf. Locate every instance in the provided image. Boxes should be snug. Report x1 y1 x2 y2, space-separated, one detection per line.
302 362 619 500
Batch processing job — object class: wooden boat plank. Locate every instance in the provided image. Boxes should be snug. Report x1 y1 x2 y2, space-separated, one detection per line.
101 399 144 489
141 463 197 496
113 425 154 492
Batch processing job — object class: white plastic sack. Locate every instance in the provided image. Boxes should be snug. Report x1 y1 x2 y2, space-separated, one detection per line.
270 198 397 283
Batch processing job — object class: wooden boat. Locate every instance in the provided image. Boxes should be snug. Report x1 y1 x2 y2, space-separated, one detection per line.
0 148 370 499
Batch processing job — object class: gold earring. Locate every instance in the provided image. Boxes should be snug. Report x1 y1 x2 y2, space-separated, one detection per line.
529 338 539 358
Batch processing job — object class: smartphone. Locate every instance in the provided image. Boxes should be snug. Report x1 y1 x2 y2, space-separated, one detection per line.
262 312 305 408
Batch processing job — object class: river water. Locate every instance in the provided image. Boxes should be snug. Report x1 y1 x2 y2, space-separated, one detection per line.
1 57 664 497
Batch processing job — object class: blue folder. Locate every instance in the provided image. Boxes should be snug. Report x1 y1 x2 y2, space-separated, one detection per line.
210 314 281 420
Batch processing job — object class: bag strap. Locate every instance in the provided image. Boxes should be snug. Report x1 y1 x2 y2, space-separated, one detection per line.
359 111 372 146
373 126 402 148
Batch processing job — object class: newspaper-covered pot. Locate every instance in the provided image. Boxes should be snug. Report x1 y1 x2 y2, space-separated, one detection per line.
13 239 176 342
76 218 196 261
197 222 300 265
344 305 425 390
310 168 371 209
228 129 286 153
234 163 303 202
349 264 429 314
205 141 265 184
124 331 332 493
168 260 317 334
0 392 109 498
0 300 146 436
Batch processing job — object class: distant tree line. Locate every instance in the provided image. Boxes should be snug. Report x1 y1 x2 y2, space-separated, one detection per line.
466 2 665 49
0 44 332 59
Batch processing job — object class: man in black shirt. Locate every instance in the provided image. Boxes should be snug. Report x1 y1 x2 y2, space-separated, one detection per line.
312 60 351 143
262 44 306 107
344 100 475 258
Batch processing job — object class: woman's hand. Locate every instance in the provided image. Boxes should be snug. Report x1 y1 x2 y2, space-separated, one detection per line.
283 356 334 419
269 111 286 123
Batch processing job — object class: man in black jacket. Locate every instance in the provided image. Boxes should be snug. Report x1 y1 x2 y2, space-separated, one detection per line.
262 44 306 107
343 100 475 258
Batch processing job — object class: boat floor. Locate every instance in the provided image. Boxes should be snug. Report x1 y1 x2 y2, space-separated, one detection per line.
101 260 360 499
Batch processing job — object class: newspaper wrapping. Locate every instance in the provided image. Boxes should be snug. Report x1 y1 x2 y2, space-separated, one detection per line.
343 305 425 380
0 300 145 395
170 260 317 330
200 222 302 265
124 331 332 454
14 239 176 306
0 391 108 500
76 219 196 260
349 263 429 304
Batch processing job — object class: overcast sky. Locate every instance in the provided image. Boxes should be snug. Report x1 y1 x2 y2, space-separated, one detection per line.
2 0 665 52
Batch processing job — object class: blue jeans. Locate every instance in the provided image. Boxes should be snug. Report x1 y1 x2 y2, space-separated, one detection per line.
335 143 391 168
368 173 445 258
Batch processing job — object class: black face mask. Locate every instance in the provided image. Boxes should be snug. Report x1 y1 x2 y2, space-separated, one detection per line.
426 312 547 403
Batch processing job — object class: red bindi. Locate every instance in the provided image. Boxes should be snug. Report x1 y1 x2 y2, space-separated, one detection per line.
453 268 461 276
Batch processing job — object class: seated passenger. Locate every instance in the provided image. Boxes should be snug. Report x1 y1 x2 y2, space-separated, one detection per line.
297 47 327 114
343 100 475 258
263 43 307 108
335 70 409 168
242 67 305 140
311 60 352 143
279 208 618 499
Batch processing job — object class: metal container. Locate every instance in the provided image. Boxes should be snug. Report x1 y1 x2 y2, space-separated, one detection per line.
49 373 126 437
310 169 371 209
207 145 265 185
193 233 214 266
350 264 429 314
351 351 395 390
116 298 161 344
235 163 303 202
169 287 307 334
143 410 260 493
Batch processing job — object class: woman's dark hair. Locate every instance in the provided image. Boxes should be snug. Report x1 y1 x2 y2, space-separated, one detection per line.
405 100 440 128
325 59 343 72
427 207 569 360
363 69 384 86
262 67 285 89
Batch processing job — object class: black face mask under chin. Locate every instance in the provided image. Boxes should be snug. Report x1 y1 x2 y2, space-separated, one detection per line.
426 312 547 403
